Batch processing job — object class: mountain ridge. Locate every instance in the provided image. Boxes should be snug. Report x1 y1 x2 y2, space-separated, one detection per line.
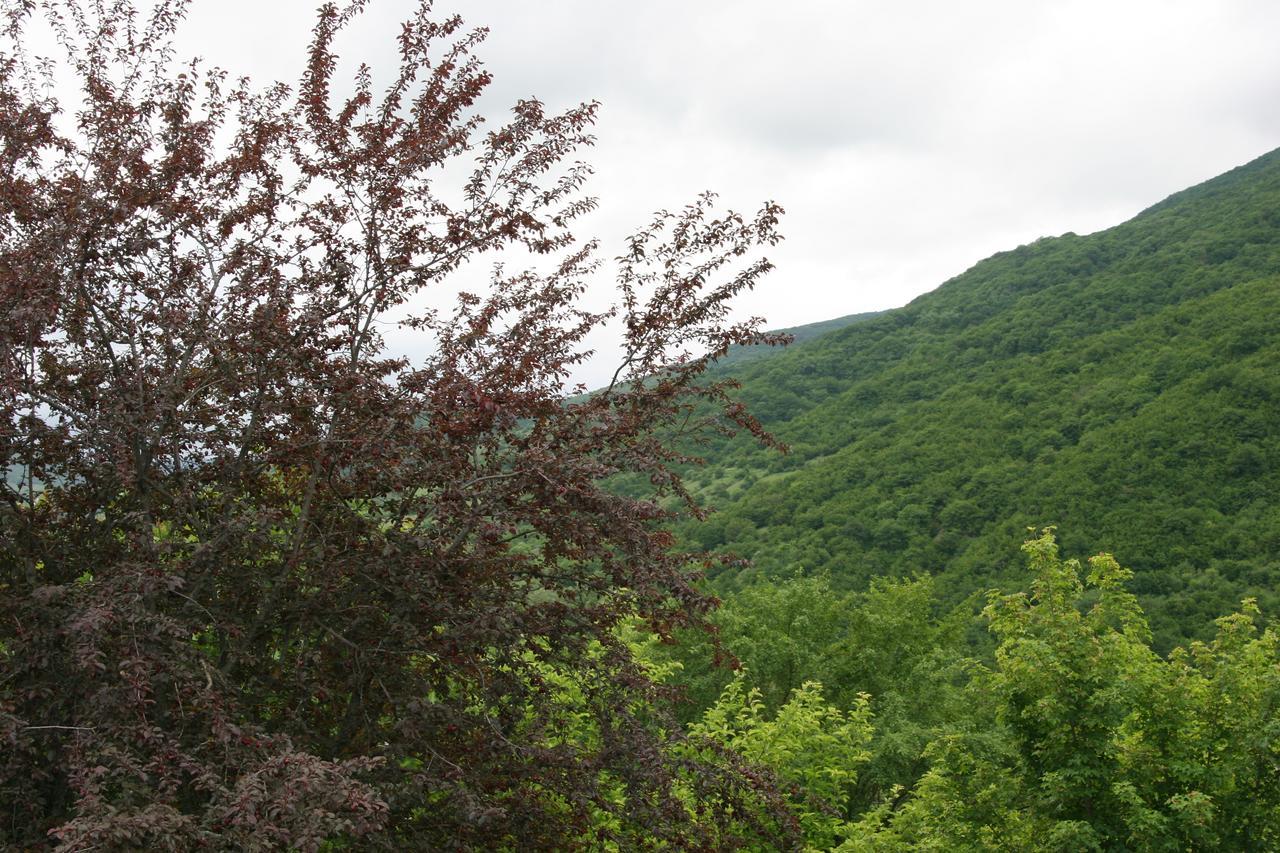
680 145 1280 648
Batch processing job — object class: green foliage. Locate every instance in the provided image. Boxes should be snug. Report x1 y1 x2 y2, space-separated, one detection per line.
652 571 978 819
530 534 1280 850
660 571 855 720
655 531 1280 850
675 148 1280 650
689 675 873 850
850 530 1280 851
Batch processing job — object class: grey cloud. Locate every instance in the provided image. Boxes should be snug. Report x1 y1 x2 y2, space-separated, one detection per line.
132 0 1280 385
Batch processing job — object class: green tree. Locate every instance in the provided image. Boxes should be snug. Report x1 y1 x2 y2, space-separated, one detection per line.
851 530 1280 851
690 675 873 850
655 571 977 818
663 571 854 720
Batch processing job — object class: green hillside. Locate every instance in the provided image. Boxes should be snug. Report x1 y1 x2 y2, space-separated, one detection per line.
683 147 1280 649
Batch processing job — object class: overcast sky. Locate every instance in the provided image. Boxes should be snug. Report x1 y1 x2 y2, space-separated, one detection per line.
134 1 1280 384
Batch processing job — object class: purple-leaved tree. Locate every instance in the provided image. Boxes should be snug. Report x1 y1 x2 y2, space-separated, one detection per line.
0 1 796 848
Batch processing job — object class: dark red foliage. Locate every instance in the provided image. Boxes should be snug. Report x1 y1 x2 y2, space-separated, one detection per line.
0 1 793 848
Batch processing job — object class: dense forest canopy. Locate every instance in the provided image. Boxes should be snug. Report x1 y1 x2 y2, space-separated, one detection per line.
670 147 1280 651
647 531 1280 850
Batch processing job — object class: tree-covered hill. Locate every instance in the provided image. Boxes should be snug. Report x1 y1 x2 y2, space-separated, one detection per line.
712 309 884 369
682 147 1280 649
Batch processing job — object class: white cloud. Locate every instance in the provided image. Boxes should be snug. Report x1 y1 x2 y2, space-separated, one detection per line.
76 1 1280 383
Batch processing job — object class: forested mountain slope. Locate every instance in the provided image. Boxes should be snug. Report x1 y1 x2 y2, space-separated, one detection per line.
682 147 1280 649
712 310 884 369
